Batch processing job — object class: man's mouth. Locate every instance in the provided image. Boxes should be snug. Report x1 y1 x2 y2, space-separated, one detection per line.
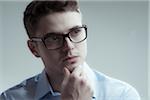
62 56 79 63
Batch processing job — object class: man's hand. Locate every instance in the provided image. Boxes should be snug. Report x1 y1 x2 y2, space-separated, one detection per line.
61 66 93 100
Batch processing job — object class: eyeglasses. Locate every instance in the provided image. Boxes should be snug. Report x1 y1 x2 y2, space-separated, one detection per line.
30 25 87 50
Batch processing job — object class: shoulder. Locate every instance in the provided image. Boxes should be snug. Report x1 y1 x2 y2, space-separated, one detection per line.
93 70 131 88
92 70 140 100
0 74 40 100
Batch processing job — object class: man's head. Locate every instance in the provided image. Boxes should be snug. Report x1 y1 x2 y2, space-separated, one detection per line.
23 0 87 76
24 0 80 38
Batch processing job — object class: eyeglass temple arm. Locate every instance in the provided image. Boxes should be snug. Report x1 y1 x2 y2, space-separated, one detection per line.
31 38 43 42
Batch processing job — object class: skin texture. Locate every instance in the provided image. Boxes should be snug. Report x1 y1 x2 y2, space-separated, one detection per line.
28 11 93 100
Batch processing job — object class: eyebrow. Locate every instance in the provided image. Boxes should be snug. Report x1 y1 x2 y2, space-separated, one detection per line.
46 25 82 35
69 25 82 31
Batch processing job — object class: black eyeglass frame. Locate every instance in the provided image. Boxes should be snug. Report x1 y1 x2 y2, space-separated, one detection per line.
30 24 87 50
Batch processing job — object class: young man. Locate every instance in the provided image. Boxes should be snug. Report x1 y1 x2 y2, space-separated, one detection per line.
0 0 140 100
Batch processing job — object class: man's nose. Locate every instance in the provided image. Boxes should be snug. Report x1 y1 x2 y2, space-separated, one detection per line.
62 37 74 51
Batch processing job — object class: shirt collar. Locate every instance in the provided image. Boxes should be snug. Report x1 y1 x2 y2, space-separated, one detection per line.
35 70 51 99
35 62 97 99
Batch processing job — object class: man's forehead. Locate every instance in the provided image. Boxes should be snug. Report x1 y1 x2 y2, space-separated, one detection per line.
37 12 82 35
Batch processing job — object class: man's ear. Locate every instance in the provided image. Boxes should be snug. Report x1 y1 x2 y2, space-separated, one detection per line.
27 40 40 57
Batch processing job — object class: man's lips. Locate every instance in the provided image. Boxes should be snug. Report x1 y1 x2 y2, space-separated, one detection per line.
62 56 79 62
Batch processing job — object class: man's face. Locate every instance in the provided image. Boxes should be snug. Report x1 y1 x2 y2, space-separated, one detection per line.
32 12 87 75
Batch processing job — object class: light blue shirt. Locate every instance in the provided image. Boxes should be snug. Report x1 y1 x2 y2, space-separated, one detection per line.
0 62 140 100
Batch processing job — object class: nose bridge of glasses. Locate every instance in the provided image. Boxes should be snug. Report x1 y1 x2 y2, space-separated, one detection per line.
63 33 74 48
63 32 72 42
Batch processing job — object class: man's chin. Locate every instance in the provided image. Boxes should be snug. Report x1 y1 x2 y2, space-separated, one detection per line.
64 62 81 72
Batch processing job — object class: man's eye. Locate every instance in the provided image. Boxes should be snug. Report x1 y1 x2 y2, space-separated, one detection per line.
74 28 82 33
71 28 82 36
51 36 59 40
46 36 61 42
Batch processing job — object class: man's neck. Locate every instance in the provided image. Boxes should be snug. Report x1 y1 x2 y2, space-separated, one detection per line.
46 71 64 92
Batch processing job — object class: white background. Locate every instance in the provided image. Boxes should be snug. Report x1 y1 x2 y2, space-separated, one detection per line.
0 1 149 100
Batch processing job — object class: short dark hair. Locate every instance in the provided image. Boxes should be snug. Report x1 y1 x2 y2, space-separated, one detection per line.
23 0 80 38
